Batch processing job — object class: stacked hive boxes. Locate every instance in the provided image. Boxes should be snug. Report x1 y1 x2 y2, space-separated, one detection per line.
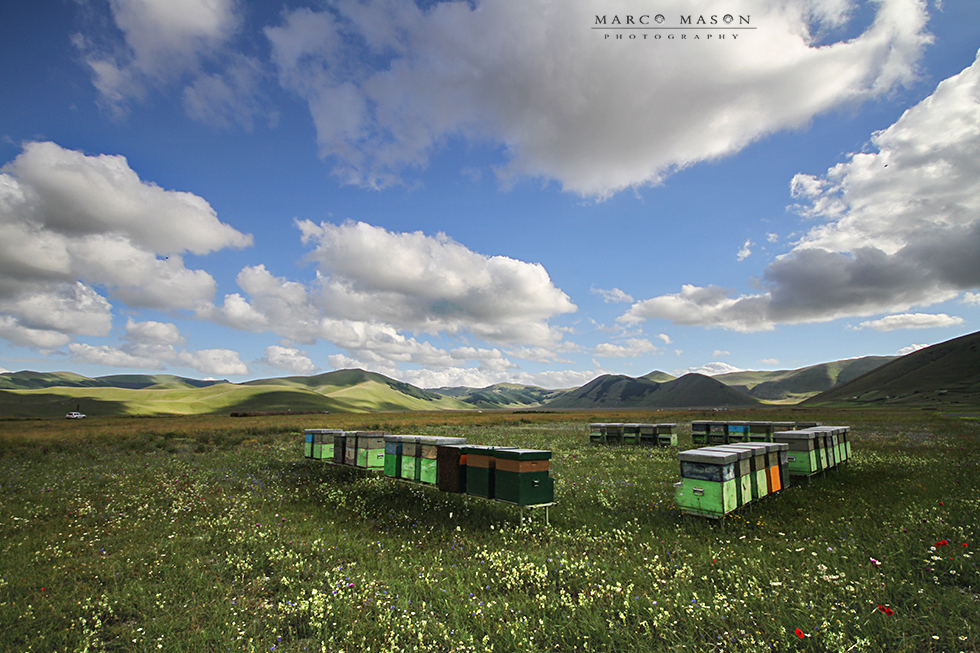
675 440 796 518
772 426 850 478
727 421 749 442
304 431 315 459
436 444 467 493
748 421 772 442
691 421 709 445
493 449 554 506
356 431 387 469
305 429 342 461
588 423 679 447
464 445 504 498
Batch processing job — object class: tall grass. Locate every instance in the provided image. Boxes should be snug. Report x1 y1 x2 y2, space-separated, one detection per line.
0 409 977 652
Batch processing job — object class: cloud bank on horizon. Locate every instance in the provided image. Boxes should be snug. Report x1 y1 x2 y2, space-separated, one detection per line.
1 0 977 387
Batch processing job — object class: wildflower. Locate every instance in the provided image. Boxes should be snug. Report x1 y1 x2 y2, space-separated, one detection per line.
877 605 894 616
795 628 805 638
936 540 949 547
870 558 881 569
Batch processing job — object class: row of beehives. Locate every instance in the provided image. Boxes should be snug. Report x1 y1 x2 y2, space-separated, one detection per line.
691 420 819 444
304 430 554 507
675 426 851 519
588 423 678 446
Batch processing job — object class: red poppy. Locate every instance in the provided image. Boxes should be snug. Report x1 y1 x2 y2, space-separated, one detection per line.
935 540 949 547
877 605 894 616
963 543 969 547
795 628 805 638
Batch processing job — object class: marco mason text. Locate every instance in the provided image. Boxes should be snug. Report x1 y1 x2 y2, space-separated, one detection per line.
594 14 753 40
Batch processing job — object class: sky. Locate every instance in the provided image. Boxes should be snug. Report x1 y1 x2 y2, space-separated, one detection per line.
0 0 978 389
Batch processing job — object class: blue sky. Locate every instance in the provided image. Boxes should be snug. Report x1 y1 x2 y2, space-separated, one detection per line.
1 0 978 388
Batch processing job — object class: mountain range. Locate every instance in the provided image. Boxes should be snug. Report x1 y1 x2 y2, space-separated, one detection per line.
1 331 978 417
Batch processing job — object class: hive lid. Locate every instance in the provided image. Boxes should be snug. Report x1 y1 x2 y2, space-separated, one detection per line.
773 430 818 440
699 445 752 460
678 449 738 465
493 448 551 461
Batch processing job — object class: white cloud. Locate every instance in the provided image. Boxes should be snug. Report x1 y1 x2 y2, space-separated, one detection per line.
897 343 929 355
858 313 964 331
265 0 930 197
962 292 980 306
77 0 259 122
178 348 248 376
657 333 672 345
591 286 634 303
676 362 745 376
737 240 753 261
714 350 732 357
260 345 318 375
296 220 576 344
761 358 780 366
594 338 657 358
621 50 980 331
767 233 780 244
0 142 251 349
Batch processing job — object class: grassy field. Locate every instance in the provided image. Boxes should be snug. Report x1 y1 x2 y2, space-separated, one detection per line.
1 409 978 652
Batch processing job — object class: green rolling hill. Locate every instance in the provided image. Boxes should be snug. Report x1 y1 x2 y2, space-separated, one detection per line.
801 330 980 407
544 373 761 409
714 356 896 403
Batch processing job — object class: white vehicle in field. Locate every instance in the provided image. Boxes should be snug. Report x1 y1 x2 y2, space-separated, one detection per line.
66 411 86 419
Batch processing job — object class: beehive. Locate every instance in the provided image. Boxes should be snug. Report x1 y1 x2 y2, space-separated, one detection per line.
344 432 358 466
773 441 791 490
332 432 347 465
437 444 467 493
772 430 820 476
656 423 678 447
700 446 753 509
691 421 710 445
727 421 749 443
355 431 388 469
417 437 467 485
676 448 739 518
622 424 641 444
729 442 770 500
747 421 772 442
384 435 405 478
708 421 728 445
304 430 315 459
400 437 422 481
464 445 500 498
639 424 657 445
589 423 607 443
493 449 554 506
604 423 625 444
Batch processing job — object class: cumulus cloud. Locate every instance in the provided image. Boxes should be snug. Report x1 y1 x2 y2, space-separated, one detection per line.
714 350 732 357
265 0 930 196
0 142 251 348
897 343 929 355
296 220 576 344
69 318 210 371
594 338 658 358
621 50 980 331
260 345 318 375
76 0 264 124
178 348 248 376
858 313 965 331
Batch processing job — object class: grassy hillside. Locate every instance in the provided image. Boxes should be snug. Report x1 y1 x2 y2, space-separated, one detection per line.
802 330 980 407
714 356 895 401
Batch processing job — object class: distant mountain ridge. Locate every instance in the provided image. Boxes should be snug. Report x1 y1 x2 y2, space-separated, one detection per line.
2 332 977 417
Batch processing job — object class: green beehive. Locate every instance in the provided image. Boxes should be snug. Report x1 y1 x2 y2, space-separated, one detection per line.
701 446 753 509
415 436 466 485
307 429 341 461
493 449 554 506
773 441 791 490
690 421 710 445
731 442 770 500
356 431 387 469
840 426 851 461
401 437 421 481
772 430 820 476
464 445 501 498
304 430 314 459
384 435 404 478
656 423 677 447
676 448 739 518
727 422 749 443
589 423 607 443
638 424 656 445
622 424 641 444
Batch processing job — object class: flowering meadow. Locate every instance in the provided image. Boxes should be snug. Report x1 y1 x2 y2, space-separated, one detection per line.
1 409 978 652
